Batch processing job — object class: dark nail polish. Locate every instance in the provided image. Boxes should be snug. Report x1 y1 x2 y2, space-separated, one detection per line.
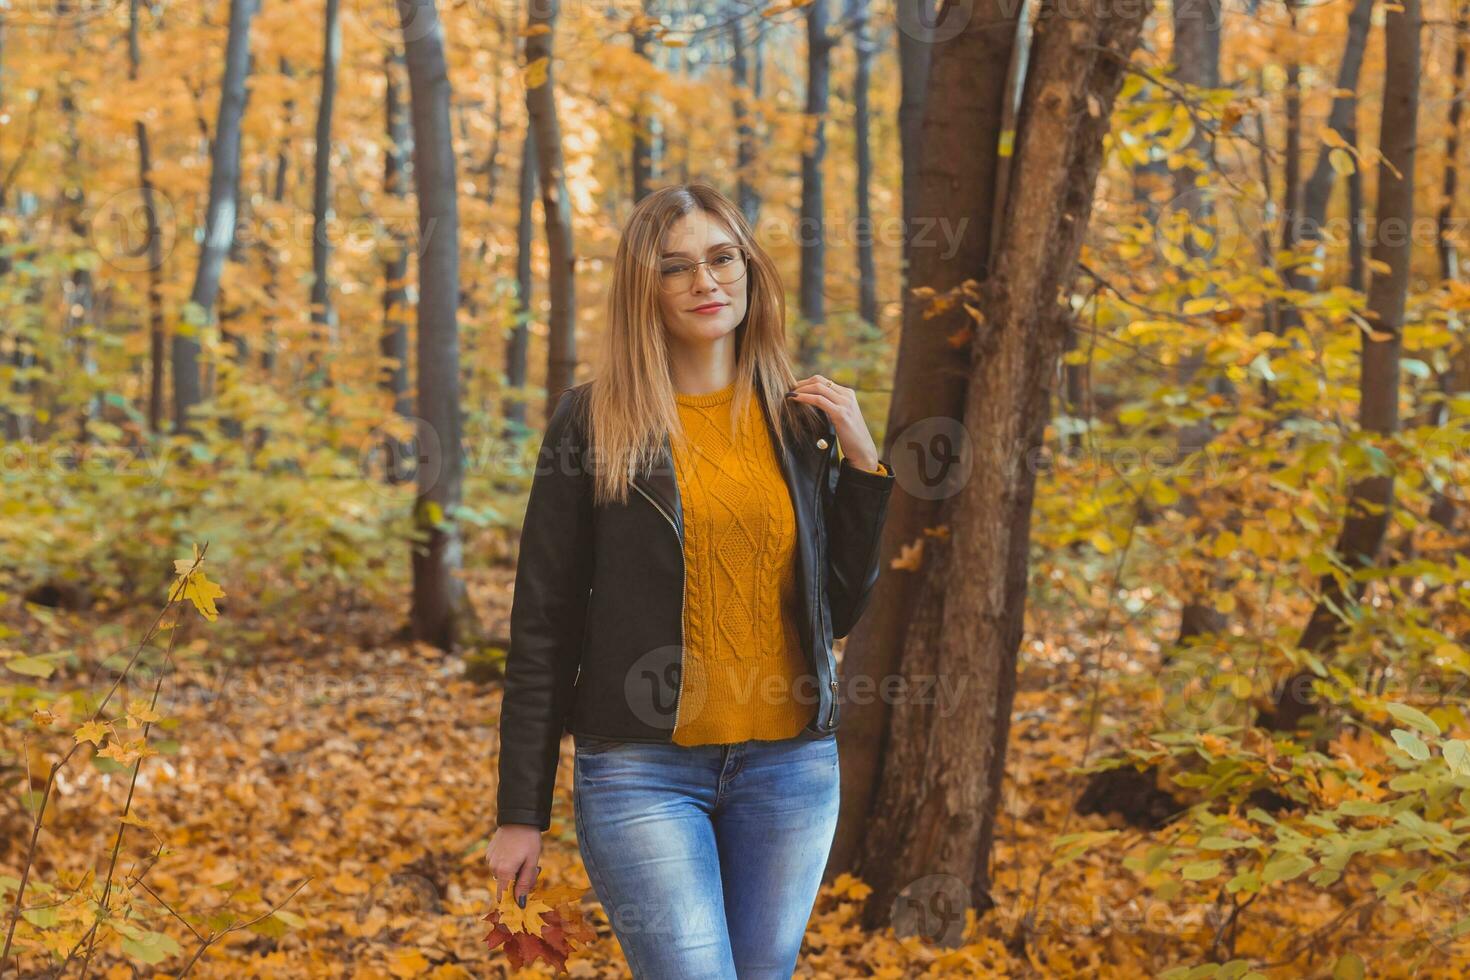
518 894 526 908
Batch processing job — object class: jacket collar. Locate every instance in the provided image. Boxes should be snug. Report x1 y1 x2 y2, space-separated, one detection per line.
629 387 833 537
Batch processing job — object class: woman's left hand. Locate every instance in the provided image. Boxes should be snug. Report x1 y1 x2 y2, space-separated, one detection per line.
786 375 882 472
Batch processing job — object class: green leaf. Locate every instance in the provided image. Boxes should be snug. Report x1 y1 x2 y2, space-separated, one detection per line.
1182 860 1224 881
1443 739 1470 777
21 905 60 927
1387 702 1441 736
272 908 307 929
1392 728 1431 761
1263 852 1314 884
1333 953 1365 980
1227 871 1262 894
1199 836 1261 851
4 656 55 678
120 929 181 965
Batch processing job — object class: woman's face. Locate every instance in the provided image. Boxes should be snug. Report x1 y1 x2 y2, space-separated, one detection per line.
654 211 749 348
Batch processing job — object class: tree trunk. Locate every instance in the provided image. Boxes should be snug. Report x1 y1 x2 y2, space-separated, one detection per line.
128 0 167 436
1440 4 1467 284
1279 0 1373 325
1267 0 1303 382
503 126 536 436
730 0 760 227
398 0 476 651
1170 0 1230 645
526 0 578 418
796 0 832 372
308 0 342 387
631 1 655 203
382 45 413 486
834 0 1029 881
828 0 1020 884
1266 0 1420 732
261 54 294 380
176 0 256 434
849 0 876 328
847 0 1148 938
897 0 934 277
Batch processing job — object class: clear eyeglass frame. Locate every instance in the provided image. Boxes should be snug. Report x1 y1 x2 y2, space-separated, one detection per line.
658 246 748 293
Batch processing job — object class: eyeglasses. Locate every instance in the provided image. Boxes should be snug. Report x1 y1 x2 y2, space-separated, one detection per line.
658 246 748 293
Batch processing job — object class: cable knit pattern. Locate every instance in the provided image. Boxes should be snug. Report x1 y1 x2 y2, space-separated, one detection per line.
668 381 815 744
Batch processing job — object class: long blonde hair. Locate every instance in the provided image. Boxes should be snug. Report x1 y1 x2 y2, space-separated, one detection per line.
585 183 820 507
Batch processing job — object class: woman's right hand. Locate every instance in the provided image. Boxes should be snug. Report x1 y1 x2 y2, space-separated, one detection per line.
486 824 543 908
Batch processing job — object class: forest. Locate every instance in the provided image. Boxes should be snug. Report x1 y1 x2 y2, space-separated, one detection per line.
2 0 1470 976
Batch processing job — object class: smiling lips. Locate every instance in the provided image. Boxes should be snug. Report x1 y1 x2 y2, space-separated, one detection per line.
689 302 727 313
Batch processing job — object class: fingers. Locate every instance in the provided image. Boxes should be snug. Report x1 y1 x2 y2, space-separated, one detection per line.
488 847 522 907
789 375 853 406
514 855 541 908
787 375 849 415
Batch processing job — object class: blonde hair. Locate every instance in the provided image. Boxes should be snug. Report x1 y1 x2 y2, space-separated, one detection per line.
585 183 820 507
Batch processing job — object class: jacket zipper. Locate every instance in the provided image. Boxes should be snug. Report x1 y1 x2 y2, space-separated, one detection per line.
816 444 838 728
632 481 685 735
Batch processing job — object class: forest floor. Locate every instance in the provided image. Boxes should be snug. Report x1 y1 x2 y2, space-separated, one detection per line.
2 567 1463 978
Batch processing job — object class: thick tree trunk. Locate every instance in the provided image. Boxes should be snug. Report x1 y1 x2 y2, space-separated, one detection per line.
1266 0 1419 732
526 0 577 418
176 0 256 434
398 0 476 651
828 0 1020 883
848 0 1148 937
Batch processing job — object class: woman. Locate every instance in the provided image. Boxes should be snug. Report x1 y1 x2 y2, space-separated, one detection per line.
485 183 895 978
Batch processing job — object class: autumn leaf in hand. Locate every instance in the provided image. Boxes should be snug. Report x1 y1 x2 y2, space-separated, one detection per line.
170 543 226 621
483 883 595 972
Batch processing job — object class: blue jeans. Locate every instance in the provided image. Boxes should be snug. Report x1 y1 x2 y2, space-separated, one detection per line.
572 732 840 979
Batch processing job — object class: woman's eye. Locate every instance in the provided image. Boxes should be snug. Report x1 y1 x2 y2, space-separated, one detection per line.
711 253 733 266
661 264 689 276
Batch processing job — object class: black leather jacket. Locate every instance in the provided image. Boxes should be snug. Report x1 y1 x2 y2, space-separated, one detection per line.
495 380 896 830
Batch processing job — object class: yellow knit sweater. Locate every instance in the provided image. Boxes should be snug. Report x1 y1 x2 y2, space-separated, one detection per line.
668 381 814 744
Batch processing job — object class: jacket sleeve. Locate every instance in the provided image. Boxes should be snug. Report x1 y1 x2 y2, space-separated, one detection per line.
496 388 594 831
823 453 896 639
